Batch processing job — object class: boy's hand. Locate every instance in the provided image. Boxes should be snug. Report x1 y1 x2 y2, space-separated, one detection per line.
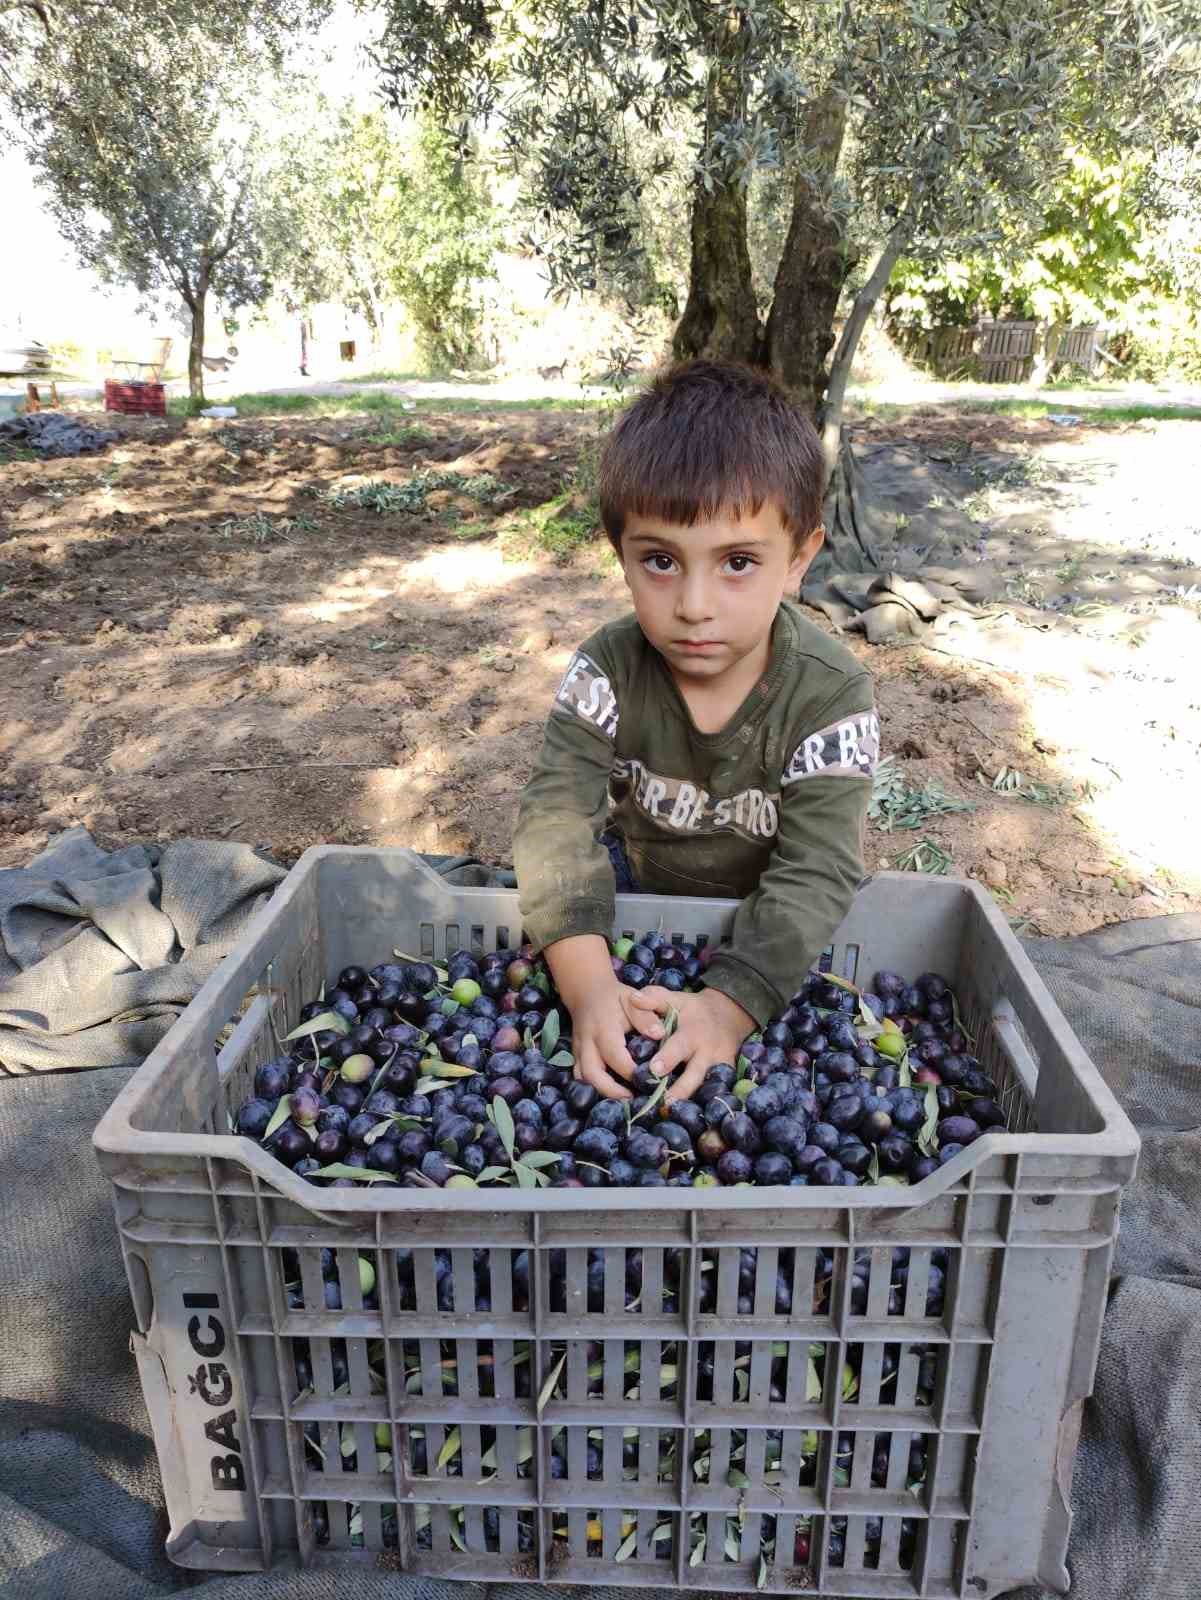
638 986 755 1103
570 985 669 1101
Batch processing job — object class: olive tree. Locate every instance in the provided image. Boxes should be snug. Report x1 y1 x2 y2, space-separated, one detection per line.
371 0 1200 483
4 2 326 400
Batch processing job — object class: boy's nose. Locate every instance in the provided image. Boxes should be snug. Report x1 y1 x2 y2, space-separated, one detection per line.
675 574 715 623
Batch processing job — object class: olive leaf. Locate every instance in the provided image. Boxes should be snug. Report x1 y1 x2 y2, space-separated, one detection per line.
877 1174 911 1187
263 1095 293 1140
312 1163 391 1182
917 1083 940 1156
540 1009 560 1055
449 1523 468 1554
427 1062 480 1079
340 1423 357 1458
284 1010 350 1041
414 1077 457 1096
735 1054 751 1081
726 1467 750 1489
724 1531 741 1560
364 1118 396 1147
841 1362 859 1400
530 969 551 995
757 1552 769 1590
806 1356 822 1401
631 1073 669 1124
867 1147 881 1183
536 1351 566 1415
440 997 461 1016
392 950 447 983
436 1427 462 1470
522 1026 535 1049
518 1150 560 1169
662 1006 679 1038
513 1161 537 1189
491 1095 516 1157
548 1050 575 1068
690 1535 707 1566
614 1529 637 1562
477 1165 512 1183
898 1051 913 1088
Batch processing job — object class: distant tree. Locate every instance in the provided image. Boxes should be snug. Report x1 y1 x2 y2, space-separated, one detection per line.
4 2 326 400
274 102 500 367
371 0 1201 493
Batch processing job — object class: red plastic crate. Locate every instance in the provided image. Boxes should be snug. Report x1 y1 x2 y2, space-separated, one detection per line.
104 378 167 416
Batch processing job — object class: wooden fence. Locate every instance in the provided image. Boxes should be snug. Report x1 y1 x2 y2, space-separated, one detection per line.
909 321 1102 383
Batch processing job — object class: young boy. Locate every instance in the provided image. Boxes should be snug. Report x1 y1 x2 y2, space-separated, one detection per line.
513 358 879 1103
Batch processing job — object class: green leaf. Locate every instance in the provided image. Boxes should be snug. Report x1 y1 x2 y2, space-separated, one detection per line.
540 1009 561 1055
492 1095 516 1157
868 1146 880 1183
537 1352 566 1415
530 969 551 995
724 1531 741 1560
806 1356 822 1401
284 1010 350 1041
726 1467 750 1489
548 1050 575 1068
522 1026 534 1049
918 1083 940 1156
898 1051 913 1088
263 1095 293 1139
312 1163 391 1182
436 1427 462 1470
513 1161 536 1189
662 1006 679 1038
690 1535 707 1567
340 1423 356 1457
440 997 461 1017
631 1072 669 1124
477 1165 513 1184
841 1363 859 1400
518 1149 560 1169
757 1552 769 1590
427 1062 480 1079
824 972 861 996
614 1529 638 1562
364 1118 396 1147
449 1523 468 1553
414 1077 457 1096
878 1174 911 1187
735 1054 751 1081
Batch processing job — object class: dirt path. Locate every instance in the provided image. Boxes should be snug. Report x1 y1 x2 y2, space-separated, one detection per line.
2 403 1198 939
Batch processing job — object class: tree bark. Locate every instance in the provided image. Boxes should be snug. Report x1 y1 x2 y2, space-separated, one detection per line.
671 9 762 366
762 90 855 416
186 271 209 402
819 217 912 474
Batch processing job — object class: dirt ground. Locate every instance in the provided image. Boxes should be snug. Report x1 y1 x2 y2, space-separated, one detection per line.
2 401 1199 940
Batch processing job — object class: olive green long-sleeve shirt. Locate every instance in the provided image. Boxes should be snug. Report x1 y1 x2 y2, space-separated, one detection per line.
513 599 879 1027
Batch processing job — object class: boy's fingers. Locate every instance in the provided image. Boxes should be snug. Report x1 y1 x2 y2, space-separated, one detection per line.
576 1044 632 1101
629 985 674 1020
648 1030 693 1078
664 1056 710 1105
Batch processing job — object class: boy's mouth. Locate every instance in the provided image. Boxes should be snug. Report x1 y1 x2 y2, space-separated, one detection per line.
675 639 723 653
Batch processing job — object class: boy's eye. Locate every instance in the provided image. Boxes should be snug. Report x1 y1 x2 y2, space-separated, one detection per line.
724 553 758 574
643 552 679 574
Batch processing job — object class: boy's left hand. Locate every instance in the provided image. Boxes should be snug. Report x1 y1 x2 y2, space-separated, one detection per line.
637 986 755 1104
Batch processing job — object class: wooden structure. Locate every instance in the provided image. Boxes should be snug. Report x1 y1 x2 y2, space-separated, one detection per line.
913 318 1108 383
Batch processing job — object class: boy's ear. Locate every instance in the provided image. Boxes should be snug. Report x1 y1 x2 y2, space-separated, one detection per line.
788 524 825 586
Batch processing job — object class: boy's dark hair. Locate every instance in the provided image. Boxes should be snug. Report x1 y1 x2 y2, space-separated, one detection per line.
597 357 825 554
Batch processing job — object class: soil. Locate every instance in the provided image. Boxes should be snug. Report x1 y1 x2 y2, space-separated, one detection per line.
2 402 1199 940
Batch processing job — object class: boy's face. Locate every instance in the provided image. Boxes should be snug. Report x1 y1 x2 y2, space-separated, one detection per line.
619 500 823 683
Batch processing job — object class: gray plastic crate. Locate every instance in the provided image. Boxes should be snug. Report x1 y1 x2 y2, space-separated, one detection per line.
93 847 1138 1597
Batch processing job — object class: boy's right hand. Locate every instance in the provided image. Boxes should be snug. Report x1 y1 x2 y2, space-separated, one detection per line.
543 933 668 1101
571 983 672 1101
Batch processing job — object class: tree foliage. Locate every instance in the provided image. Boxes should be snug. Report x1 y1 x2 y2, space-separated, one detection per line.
885 145 1201 332
371 0 1201 462
272 101 501 368
3 0 328 399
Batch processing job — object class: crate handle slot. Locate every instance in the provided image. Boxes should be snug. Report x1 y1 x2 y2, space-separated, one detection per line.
216 993 276 1085
990 998 1040 1102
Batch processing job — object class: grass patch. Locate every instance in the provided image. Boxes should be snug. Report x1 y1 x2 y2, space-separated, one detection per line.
851 395 1201 425
326 470 512 516
499 491 602 562
342 368 428 384
869 757 975 831
170 389 609 420
363 423 435 448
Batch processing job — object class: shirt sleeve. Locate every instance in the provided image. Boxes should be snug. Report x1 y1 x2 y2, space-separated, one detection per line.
514 640 621 952
701 681 879 1028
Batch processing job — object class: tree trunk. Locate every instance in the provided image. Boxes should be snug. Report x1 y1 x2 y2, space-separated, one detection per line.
762 91 855 416
671 10 762 366
187 277 208 402
819 218 912 475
